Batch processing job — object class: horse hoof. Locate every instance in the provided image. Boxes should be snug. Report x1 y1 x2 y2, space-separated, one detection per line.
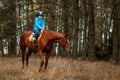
21 67 24 70
38 69 41 72
44 68 47 71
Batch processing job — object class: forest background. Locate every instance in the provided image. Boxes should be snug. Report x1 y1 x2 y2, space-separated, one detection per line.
0 0 120 63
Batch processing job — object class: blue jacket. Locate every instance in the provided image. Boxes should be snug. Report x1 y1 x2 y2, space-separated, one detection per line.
33 17 45 31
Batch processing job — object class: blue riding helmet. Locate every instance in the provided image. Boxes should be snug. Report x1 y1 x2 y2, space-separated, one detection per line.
37 11 43 16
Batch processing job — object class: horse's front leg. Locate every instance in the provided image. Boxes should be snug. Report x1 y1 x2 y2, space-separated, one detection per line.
38 50 44 72
44 53 51 70
26 49 32 68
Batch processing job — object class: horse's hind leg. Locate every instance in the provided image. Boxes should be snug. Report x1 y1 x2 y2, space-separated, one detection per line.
26 49 32 68
21 46 26 70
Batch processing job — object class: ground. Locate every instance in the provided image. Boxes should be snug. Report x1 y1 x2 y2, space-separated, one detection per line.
0 56 120 80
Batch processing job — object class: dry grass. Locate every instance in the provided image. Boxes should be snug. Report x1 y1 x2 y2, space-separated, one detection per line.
0 56 120 80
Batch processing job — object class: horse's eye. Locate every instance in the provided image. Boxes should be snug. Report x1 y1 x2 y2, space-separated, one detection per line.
63 38 68 43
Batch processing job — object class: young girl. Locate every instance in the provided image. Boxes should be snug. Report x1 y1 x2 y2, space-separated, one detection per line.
33 11 45 46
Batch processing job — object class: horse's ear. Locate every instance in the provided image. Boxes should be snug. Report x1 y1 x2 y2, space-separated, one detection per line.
64 33 69 39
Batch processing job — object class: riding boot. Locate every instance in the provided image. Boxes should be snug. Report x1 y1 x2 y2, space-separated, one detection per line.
33 40 37 46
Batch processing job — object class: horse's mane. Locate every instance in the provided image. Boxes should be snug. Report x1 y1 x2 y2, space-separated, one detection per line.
44 30 64 38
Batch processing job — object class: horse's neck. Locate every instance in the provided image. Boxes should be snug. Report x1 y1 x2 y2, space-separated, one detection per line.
45 30 63 43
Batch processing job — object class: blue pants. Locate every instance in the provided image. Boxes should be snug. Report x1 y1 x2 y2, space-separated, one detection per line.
33 29 41 40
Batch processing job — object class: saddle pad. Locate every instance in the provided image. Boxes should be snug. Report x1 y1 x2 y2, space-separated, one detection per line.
29 33 34 41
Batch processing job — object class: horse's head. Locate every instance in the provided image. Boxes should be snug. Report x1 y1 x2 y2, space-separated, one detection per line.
59 34 71 52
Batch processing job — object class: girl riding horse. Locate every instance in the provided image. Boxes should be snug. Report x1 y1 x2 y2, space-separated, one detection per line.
20 30 71 72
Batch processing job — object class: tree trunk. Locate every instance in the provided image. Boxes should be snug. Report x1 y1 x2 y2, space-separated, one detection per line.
81 0 88 58
8 37 16 55
47 0 56 30
0 40 4 56
61 0 69 33
7 0 16 55
72 0 79 57
87 0 96 60
112 0 120 63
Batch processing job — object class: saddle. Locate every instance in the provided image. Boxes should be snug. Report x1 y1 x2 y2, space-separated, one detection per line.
29 30 44 43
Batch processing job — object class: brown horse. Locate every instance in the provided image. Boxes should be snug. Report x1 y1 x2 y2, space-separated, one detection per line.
20 30 71 71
